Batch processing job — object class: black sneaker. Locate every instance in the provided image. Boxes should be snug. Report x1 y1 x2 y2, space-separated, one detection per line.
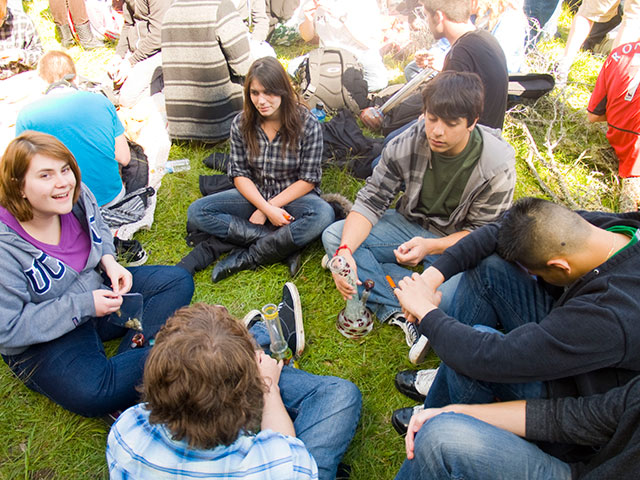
278 282 305 358
114 238 148 266
389 315 430 365
241 309 262 330
101 409 122 427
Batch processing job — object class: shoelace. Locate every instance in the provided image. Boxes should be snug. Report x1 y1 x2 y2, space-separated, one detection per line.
406 321 419 345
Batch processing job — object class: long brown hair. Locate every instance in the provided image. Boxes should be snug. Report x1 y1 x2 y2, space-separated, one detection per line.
142 303 266 449
0 131 82 222
240 57 302 161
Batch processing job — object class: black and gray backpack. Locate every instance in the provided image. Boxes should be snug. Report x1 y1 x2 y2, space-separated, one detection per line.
295 47 369 116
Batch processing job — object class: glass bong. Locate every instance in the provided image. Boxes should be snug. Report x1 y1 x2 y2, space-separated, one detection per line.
328 255 374 339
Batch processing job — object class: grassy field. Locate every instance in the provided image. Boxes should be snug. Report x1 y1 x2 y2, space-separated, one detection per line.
0 3 619 479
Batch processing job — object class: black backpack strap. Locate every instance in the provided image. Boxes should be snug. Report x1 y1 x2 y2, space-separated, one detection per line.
335 49 362 115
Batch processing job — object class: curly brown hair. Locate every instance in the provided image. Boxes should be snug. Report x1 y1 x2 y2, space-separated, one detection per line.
240 56 303 162
142 303 266 449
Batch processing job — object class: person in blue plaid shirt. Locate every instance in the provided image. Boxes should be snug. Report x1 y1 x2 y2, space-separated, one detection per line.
107 299 361 480
187 56 335 282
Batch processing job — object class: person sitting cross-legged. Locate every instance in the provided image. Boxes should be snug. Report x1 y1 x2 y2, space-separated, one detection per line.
394 375 640 479
390 197 640 474
0 132 194 420
322 70 515 364
107 283 362 480
185 57 335 281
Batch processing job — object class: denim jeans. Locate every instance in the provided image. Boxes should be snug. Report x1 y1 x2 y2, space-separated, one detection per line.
322 210 462 322
187 188 335 248
425 254 554 407
394 412 572 480
3 266 194 417
250 322 362 480
524 0 563 43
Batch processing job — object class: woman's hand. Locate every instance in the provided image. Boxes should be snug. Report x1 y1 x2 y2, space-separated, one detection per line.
101 254 132 295
249 209 267 225
92 289 123 317
265 205 293 227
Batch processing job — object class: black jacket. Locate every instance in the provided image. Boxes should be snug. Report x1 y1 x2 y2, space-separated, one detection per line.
527 376 640 479
424 210 640 399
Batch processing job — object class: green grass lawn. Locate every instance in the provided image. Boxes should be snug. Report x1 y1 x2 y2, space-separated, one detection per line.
0 2 620 479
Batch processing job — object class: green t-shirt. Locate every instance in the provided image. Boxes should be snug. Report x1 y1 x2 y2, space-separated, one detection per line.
607 225 639 256
416 128 483 218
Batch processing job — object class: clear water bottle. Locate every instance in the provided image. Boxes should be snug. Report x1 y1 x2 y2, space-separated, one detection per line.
165 158 191 173
311 102 326 122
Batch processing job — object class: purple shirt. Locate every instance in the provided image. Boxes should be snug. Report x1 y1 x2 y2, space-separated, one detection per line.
0 206 91 272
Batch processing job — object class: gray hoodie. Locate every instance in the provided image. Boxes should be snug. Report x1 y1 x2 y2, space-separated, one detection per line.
0 185 116 356
353 121 516 236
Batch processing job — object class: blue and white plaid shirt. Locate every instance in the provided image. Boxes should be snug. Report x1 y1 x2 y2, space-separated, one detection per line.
106 403 318 479
228 107 323 200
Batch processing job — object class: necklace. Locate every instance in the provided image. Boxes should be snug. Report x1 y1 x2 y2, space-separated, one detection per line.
606 233 620 260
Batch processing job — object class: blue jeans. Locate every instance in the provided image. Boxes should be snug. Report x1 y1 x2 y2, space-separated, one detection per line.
187 188 335 248
250 322 362 480
425 254 554 407
322 210 461 322
3 266 194 417
524 0 563 43
394 413 572 480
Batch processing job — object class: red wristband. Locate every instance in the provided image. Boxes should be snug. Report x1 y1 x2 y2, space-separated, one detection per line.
335 245 352 256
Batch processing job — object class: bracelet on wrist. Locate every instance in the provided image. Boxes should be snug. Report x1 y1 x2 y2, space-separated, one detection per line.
335 244 352 256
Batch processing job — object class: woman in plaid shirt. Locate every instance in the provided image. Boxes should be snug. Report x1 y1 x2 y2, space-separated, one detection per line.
188 57 335 282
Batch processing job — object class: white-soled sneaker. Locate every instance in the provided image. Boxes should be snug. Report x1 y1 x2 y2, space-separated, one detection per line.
241 309 262 329
409 335 431 365
389 315 418 347
414 368 438 396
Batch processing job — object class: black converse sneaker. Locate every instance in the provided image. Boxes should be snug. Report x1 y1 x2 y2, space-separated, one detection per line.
114 238 148 266
278 282 305 358
241 309 262 330
408 335 430 365
389 314 431 365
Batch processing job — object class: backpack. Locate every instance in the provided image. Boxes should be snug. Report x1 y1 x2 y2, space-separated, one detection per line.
295 48 369 116
100 186 155 228
507 73 555 107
